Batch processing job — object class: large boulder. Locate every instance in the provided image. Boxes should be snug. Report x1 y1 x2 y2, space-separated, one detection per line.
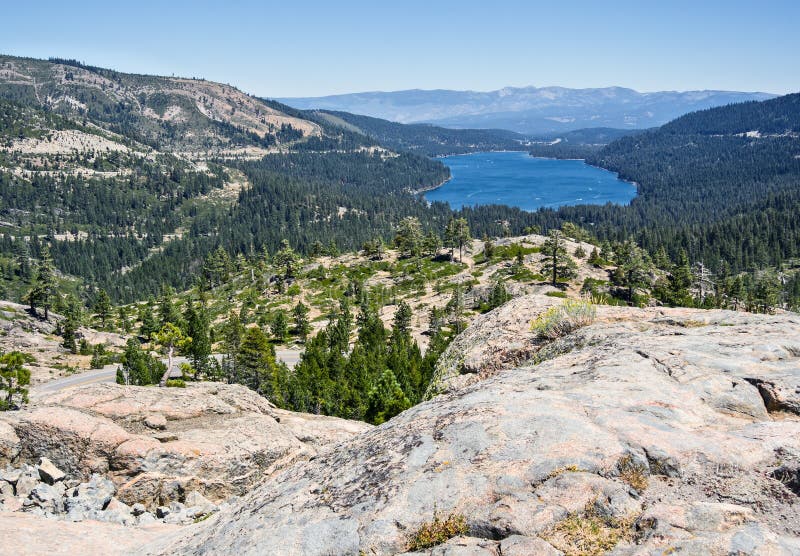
0 420 20 465
37 457 66 484
0 382 369 509
147 300 800 555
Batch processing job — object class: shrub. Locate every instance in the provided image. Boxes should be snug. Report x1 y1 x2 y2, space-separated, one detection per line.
545 291 568 298
542 503 637 556
407 510 469 551
531 300 596 341
617 454 649 492
165 379 186 388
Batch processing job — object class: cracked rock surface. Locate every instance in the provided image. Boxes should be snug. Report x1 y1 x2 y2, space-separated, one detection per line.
0 382 369 509
148 298 800 555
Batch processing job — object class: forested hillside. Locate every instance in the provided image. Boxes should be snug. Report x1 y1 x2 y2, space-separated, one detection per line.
527 127 644 159
1 54 798 313
513 94 800 307
0 56 534 303
310 110 526 156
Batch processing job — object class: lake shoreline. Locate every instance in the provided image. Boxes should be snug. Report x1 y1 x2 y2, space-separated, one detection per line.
432 148 529 159
411 176 452 195
528 154 640 192
423 151 637 211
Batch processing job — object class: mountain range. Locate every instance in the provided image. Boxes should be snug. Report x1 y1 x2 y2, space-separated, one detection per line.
278 86 776 134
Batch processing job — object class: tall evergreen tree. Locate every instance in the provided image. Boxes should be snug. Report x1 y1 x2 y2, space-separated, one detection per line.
395 217 423 258
183 299 211 379
25 245 57 319
613 240 652 303
158 284 181 327
236 326 286 403
93 289 112 329
61 294 82 353
541 230 577 286
138 298 159 341
292 302 311 341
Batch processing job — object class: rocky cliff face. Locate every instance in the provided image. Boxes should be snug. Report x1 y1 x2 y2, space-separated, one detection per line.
148 297 800 555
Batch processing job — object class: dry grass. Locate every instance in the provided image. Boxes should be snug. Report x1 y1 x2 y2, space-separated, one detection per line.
546 465 584 481
531 300 596 341
617 454 649 492
542 503 637 556
407 510 469 551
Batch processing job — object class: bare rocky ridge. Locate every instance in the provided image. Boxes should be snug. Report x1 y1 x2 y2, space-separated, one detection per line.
146 297 800 555
0 55 321 158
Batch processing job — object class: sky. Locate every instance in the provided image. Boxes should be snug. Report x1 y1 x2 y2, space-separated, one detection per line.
3 0 799 97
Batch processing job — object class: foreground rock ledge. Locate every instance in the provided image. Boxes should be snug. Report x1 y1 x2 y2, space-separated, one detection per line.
0 382 369 509
145 298 800 555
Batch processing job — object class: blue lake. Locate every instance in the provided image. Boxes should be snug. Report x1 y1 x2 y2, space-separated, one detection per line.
424 151 637 211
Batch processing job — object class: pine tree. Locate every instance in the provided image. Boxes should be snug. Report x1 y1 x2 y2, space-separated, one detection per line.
93 289 112 329
273 239 301 281
541 230 577 286
613 240 652 303
158 284 181 327
61 294 82 353
447 284 466 334
393 301 412 336
444 217 470 261
202 246 232 287
116 338 165 386
139 298 159 341
271 310 289 342
13 241 31 280
221 311 245 383
0 351 31 410
237 326 285 401
483 236 495 260
488 281 511 309
588 247 603 267
25 246 57 319
183 299 211 379
365 369 411 425
395 217 423 258
292 302 311 341
117 306 132 333
667 250 693 307
422 231 442 258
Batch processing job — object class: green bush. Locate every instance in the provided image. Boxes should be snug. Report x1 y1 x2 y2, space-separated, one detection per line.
165 379 186 388
531 300 596 340
545 291 568 298
407 510 469 551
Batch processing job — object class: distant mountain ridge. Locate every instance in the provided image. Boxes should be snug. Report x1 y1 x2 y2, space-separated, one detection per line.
278 86 776 134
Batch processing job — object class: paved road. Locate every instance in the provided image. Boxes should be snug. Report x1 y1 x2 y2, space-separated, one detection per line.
32 349 303 396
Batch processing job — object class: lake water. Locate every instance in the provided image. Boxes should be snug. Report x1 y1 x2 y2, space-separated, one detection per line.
424 151 636 211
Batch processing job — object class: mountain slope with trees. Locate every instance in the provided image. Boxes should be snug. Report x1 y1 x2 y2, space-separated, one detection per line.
309 110 526 156
0 54 319 156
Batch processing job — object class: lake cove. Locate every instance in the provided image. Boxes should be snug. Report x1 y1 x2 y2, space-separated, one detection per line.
424 151 636 211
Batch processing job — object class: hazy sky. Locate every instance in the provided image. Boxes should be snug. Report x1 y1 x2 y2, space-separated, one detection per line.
3 0 798 97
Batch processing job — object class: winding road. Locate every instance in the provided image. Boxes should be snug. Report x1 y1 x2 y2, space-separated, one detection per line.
32 349 303 396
